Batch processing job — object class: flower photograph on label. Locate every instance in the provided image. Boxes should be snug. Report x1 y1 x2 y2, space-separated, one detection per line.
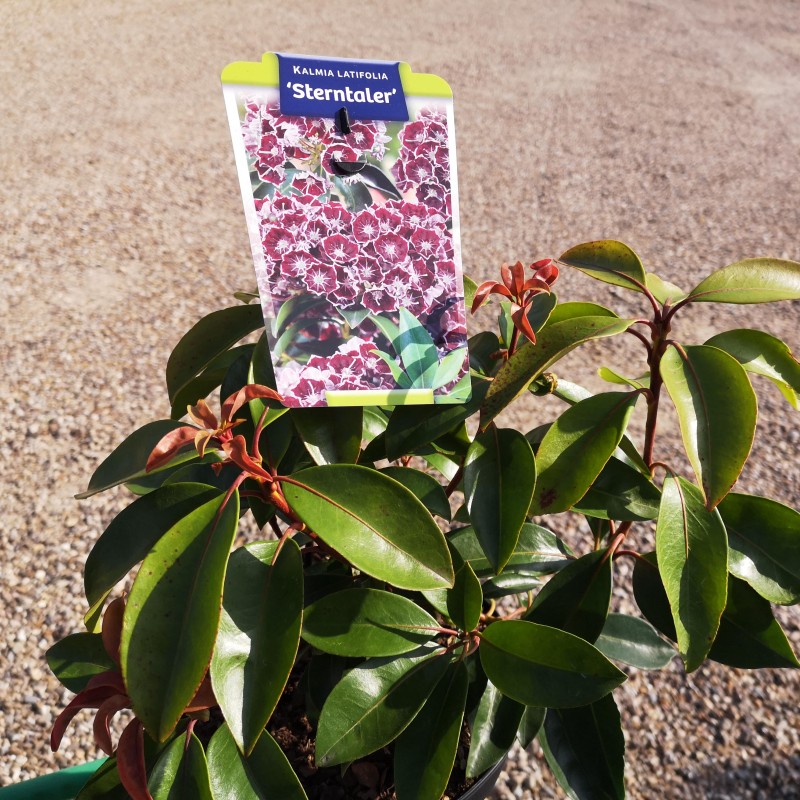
235 89 469 407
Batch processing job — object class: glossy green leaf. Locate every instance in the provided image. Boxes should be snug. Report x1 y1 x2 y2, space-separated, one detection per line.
446 554 483 631
645 272 687 305
482 571 542 599
450 523 573 577
705 328 800 409
573 457 661 521
166 304 264 404
481 316 634 428
539 694 625 800
687 257 800 304
77 420 194 499
525 550 612 642
46 633 116 692
380 466 451 520
84 484 221 626
315 645 450 766
148 732 212 800
527 290 559 331
479 620 626 708
468 331 502 375
719 492 800 605
282 465 454 590
463 275 478 309
516 705 546 748
708 577 799 669
170 345 254 419
595 613 676 670
546 302 618 323
465 680 524 779
385 379 488 461
559 239 646 292
121 492 239 741
395 661 468 800
532 392 639 515
291 406 362 465
74 756 128 800
211 540 303 754
660 344 757 509
463 427 536 573
655 476 728 671
302 588 437 656
207 723 307 800
597 366 650 390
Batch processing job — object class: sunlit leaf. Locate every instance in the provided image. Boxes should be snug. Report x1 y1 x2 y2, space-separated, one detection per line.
559 240 646 292
687 257 800 304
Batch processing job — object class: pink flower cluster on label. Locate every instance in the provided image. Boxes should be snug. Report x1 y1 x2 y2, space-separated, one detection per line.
392 107 451 215
275 337 396 407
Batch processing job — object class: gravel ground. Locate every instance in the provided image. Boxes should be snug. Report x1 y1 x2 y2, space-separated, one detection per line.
2 0 799 796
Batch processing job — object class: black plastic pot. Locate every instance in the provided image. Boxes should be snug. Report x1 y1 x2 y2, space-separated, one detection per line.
459 757 507 799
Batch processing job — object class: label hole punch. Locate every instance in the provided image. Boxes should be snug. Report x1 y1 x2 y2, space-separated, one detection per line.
332 106 366 175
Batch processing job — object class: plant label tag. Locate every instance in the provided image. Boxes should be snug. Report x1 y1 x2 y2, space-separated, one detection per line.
222 52 470 407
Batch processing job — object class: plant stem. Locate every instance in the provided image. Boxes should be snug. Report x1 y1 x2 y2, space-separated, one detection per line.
445 464 464 497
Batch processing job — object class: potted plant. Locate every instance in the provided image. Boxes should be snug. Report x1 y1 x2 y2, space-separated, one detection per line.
41 243 800 799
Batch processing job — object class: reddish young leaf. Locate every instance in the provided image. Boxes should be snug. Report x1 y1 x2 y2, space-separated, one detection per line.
93 693 130 754
511 305 538 346
145 426 198 472
50 674 123 751
221 384 283 423
101 597 125 665
222 435 273 482
188 399 219 430
533 260 559 285
117 719 153 800
185 674 217 713
521 276 552 295
471 281 512 313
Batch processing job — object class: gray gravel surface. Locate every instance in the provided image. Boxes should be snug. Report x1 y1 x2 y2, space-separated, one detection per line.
1 0 798 796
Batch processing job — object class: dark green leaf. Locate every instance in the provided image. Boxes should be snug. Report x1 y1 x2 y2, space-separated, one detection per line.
46 633 115 692
302 588 437 656
463 427 536 573
446 555 483 631
481 316 634 428
719 492 800 605
166 304 264 404
465 680 524 778
540 694 625 800
379 466 451 520
121 491 239 741
170 345 254 419
148 732 212 800
660 344 757 509
573 457 661 521
282 465 454 590
84 484 221 629
305 653 354 723
655 476 728 671
162 457 235 493
315 645 450 766
708 577 799 669
482 571 542 599
595 613 676 670
525 550 612 642
385 379 488 461
77 420 193 499
207 723 307 800
631 552 676 640
469 331 502 375
527 290 559 332
211 540 303 754
75 756 128 800
532 392 639 515
559 240 646 293
516 705 546 748
479 620 626 707
248 334 289 430
450 523 573 577
395 661 468 800
291 407 362 465
705 328 800 409
686 258 800 304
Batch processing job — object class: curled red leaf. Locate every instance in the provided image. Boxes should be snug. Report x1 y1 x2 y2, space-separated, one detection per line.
117 719 153 800
187 399 219 430
221 384 283 423
101 596 125 665
93 694 130 755
222 435 273 482
145 426 198 473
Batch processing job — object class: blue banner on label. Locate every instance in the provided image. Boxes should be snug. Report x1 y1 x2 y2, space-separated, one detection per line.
277 53 409 121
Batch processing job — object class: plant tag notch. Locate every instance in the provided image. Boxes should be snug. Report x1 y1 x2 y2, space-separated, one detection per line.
221 52 470 408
